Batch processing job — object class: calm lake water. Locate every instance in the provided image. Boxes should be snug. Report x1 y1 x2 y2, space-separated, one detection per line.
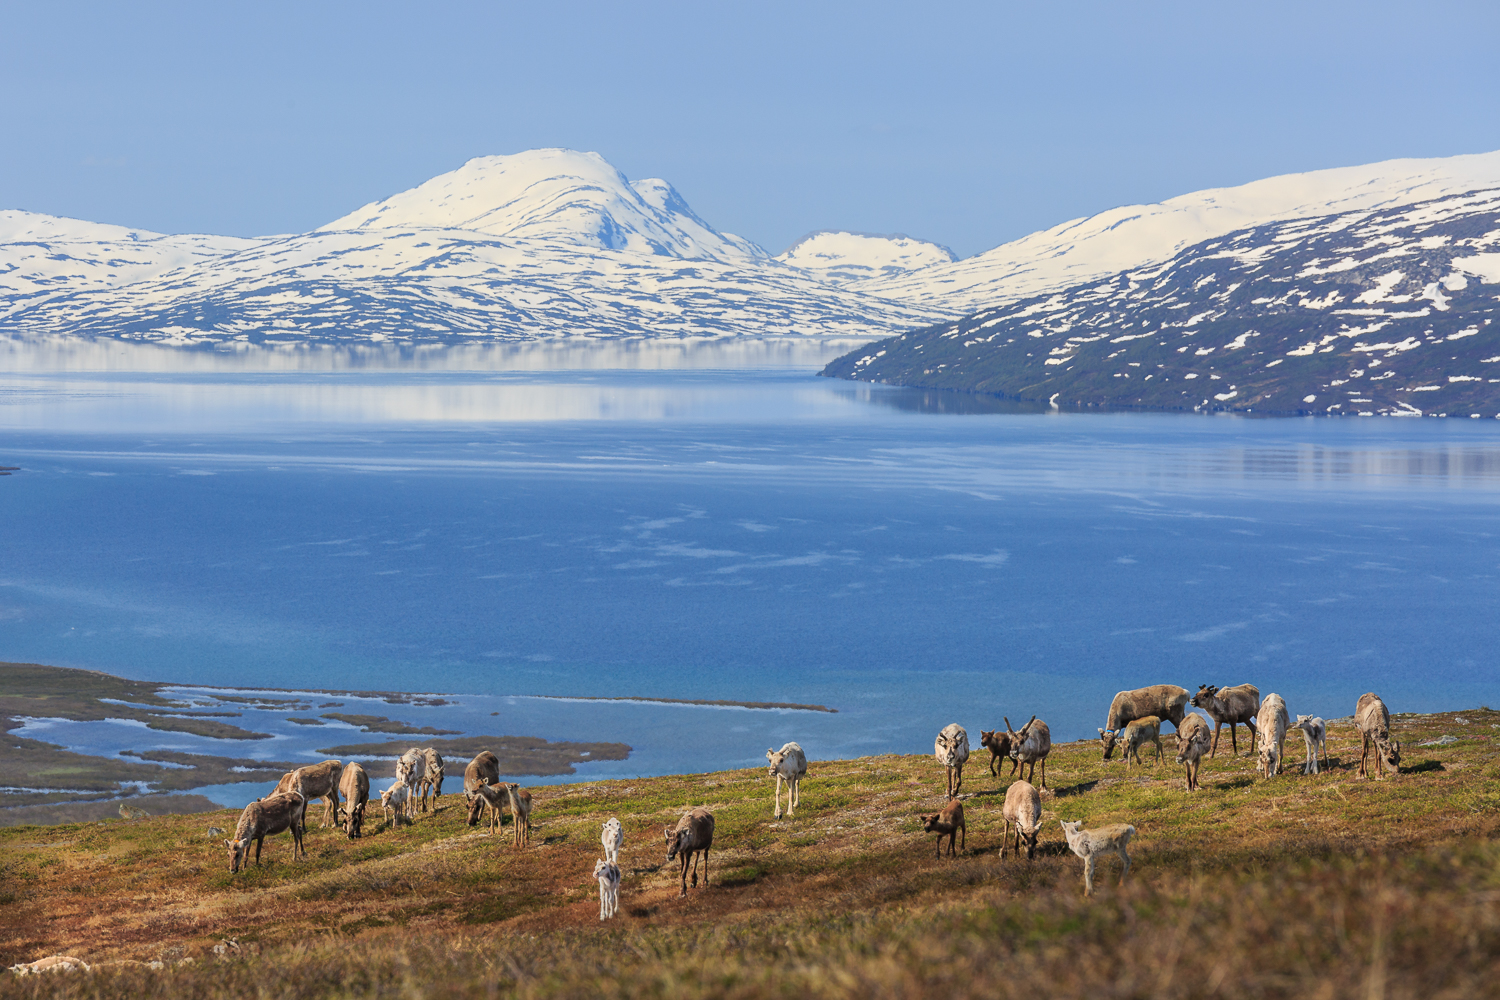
3 339 1499 803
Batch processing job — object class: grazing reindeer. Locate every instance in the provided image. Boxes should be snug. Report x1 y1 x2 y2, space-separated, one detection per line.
593 859 621 920
463 751 500 803
1256 693 1289 779
1293 715 1328 775
934 723 970 799
380 779 412 828
420 748 445 812
979 730 1014 778
663 807 715 897
504 783 533 847
1000 779 1042 860
919 799 965 858
273 759 342 828
1191 684 1261 757
337 762 369 839
225 791 306 872
601 817 624 865
766 742 807 819
1005 715 1052 788
1356 693 1402 779
1099 685 1190 759
1174 713 1212 791
1120 715 1164 768
1059 819 1135 896
467 782 509 834
395 748 425 819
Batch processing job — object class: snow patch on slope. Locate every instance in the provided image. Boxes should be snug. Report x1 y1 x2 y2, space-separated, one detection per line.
777 231 957 287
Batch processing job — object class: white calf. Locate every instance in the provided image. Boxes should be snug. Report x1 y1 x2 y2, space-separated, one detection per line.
380 779 412 827
1293 715 1328 775
767 742 808 818
1059 819 1135 896
594 859 621 920
601 817 624 865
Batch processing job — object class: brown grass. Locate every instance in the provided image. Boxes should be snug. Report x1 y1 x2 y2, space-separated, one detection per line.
1 708 1497 998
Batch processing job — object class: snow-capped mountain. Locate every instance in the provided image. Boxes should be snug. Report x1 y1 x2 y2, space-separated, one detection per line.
853 150 1500 315
0 150 947 346
824 185 1500 417
775 231 956 286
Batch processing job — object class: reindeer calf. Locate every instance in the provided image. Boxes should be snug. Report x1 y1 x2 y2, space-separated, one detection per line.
920 799 965 858
602 817 624 864
1121 715 1164 767
1293 715 1328 775
1059 819 1135 896
594 859 621 920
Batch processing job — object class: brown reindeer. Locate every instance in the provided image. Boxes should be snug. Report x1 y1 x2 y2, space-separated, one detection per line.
1099 685 1190 759
1191 684 1261 757
337 762 369 839
664 807 715 897
467 782 509 834
919 799 965 858
504 783 533 847
273 759 342 828
464 751 500 803
1005 715 1052 788
1356 693 1402 779
225 791 305 872
979 730 1015 778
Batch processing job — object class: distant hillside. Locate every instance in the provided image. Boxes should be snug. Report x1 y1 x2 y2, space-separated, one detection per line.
824 188 1500 417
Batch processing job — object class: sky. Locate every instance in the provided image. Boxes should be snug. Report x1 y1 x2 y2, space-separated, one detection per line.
2 1 1498 259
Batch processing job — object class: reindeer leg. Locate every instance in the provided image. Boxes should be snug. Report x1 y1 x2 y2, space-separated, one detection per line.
1210 722 1220 758
1040 757 1046 789
1084 855 1095 896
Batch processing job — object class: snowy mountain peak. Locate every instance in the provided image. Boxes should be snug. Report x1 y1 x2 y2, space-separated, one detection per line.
319 148 766 261
777 230 957 286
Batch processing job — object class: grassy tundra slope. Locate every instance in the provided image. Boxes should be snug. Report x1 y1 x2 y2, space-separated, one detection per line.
1 709 1498 999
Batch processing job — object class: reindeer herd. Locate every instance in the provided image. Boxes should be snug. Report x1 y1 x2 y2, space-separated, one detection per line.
223 687 1409 905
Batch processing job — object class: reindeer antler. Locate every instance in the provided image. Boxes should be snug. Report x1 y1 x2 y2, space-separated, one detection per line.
1018 714 1038 739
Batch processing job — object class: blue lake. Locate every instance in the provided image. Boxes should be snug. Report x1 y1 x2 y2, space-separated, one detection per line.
3 342 1499 803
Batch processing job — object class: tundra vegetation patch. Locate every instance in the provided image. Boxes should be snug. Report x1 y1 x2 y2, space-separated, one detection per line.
0 707 1496 998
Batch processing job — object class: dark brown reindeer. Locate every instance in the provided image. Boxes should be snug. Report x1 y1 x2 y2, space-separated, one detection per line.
225 791 306 873
1004 715 1052 788
979 730 1015 779
664 807 715 897
1191 684 1261 757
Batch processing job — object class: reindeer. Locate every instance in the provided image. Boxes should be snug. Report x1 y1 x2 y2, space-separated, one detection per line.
1174 713 1212 791
766 742 807 819
1000 779 1042 860
593 859 621 920
919 799 965 858
1256 693 1289 779
380 779 412 828
979 730 1014 778
273 759 342 828
1005 715 1052 787
1191 684 1261 757
601 817 624 864
464 750 500 802
1060 819 1135 896
664 807 714 897
467 782 509 834
395 748 425 819
1099 685 1189 759
1120 715 1164 768
934 723 970 798
337 762 369 839
225 791 306 872
1293 715 1328 775
504 783 533 847
1356 693 1402 779
420 748 445 812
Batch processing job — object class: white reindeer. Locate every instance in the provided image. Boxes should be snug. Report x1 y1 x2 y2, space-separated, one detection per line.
1256 693 1289 779
601 817 624 865
1059 819 1135 897
1293 715 1328 775
766 742 807 819
934 723 970 799
593 859 621 920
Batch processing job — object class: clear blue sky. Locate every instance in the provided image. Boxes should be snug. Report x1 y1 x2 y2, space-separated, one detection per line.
3 1 1497 258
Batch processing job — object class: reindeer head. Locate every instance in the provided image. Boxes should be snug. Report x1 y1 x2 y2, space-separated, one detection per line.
1018 821 1041 860
1098 728 1120 759
1004 715 1036 754
226 837 250 873
1058 818 1084 847
919 813 943 833
1173 729 1196 764
1377 737 1402 771
935 733 961 767
465 793 484 826
766 748 786 775
1191 684 1219 710
593 858 616 881
664 825 687 861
